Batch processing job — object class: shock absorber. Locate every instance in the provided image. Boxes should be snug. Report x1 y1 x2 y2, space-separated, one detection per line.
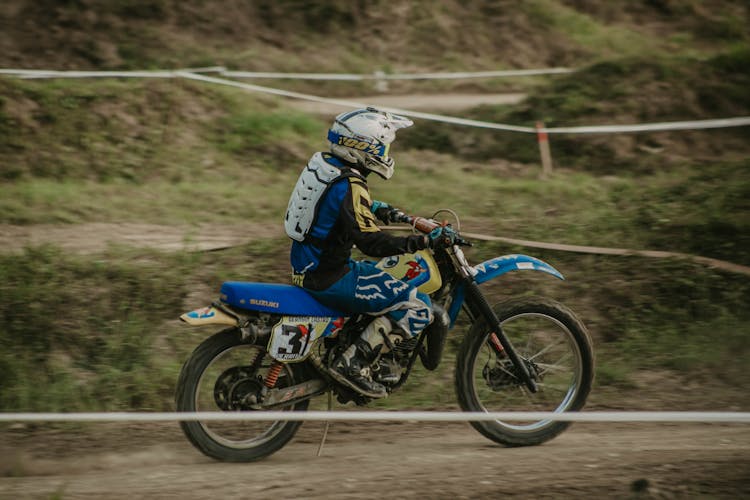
264 361 284 389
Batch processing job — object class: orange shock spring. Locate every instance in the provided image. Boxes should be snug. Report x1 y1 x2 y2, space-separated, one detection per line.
264 361 284 389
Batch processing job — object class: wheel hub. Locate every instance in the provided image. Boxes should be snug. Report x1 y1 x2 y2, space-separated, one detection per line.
483 358 540 391
214 366 263 410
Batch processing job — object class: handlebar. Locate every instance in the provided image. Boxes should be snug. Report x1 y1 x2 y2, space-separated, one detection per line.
391 211 472 247
393 212 440 234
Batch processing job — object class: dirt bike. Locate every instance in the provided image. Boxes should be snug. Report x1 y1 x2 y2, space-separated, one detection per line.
175 210 594 462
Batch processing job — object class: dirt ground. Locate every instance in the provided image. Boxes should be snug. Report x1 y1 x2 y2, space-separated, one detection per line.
0 419 748 499
0 222 280 254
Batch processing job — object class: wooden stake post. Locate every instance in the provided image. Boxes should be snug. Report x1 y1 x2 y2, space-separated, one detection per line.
536 121 553 179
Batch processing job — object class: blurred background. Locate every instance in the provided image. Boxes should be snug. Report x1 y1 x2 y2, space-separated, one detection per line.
0 0 748 417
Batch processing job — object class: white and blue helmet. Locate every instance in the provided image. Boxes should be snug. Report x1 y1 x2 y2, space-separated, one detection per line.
328 107 413 180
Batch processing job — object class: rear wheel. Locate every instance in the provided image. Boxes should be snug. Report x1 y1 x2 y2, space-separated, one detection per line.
176 328 309 462
455 297 594 446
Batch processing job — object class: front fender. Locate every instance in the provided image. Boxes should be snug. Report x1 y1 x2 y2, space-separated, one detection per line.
446 254 564 326
474 254 564 284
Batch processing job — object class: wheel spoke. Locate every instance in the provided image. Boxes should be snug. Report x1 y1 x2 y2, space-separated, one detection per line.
534 357 572 376
194 344 297 448
527 339 565 361
466 305 590 437
549 351 573 367
535 382 570 393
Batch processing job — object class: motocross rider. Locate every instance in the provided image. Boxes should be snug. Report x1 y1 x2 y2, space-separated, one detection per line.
284 107 455 397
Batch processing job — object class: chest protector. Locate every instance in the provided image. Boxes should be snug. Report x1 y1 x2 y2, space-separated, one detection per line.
285 153 360 242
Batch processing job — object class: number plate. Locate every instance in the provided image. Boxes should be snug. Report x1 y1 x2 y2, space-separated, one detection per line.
267 316 343 363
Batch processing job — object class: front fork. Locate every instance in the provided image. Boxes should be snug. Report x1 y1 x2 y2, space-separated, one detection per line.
463 280 538 393
442 239 539 393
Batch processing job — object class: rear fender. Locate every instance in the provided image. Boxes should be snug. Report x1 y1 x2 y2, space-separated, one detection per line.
180 306 238 326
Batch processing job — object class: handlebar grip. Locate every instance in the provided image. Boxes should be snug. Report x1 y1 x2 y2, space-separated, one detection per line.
398 213 471 247
409 216 440 234
394 212 439 233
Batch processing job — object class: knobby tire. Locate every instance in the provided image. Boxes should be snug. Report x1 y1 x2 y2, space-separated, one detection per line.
455 297 594 446
175 327 309 462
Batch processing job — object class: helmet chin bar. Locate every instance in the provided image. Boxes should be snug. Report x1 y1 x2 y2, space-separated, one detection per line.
329 143 394 180
350 146 395 180
366 155 394 180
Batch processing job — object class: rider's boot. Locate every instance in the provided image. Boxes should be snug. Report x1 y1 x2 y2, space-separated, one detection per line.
335 316 392 396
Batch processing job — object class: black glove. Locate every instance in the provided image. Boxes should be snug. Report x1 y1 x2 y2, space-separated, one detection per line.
371 200 401 225
428 225 459 249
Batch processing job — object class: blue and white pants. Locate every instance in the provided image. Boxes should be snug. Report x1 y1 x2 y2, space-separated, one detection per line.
306 260 432 337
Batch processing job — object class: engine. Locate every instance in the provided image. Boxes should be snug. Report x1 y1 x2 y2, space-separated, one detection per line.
373 332 419 385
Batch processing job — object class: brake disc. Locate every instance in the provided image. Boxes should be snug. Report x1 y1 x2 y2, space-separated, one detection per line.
483 358 540 391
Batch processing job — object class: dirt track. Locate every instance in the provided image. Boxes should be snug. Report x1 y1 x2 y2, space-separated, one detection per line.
1 420 748 499
0 223 280 254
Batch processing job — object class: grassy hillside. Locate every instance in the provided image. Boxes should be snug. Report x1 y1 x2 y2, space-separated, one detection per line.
402 48 750 171
1 1 747 76
1 1 749 412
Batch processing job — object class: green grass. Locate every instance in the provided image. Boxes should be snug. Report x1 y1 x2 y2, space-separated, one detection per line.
0 77 327 183
7 0 746 74
0 246 193 411
521 0 655 58
0 236 300 413
2 238 748 412
4 150 748 267
0 177 293 225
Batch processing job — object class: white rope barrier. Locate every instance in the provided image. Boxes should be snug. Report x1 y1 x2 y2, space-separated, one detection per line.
1 411 749 423
0 67 572 81
221 71 365 81
222 68 574 80
0 67 225 79
2 68 749 135
177 72 750 135
545 117 750 134
3 70 180 79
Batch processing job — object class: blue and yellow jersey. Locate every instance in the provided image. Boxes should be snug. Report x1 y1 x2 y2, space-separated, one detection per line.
290 154 427 290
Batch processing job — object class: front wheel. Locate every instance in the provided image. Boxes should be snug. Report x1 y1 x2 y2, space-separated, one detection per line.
455 297 594 446
176 328 309 462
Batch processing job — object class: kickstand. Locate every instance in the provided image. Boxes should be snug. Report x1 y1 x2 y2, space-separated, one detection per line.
316 390 333 457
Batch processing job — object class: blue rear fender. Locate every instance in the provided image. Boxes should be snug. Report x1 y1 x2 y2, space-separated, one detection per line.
446 254 564 326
